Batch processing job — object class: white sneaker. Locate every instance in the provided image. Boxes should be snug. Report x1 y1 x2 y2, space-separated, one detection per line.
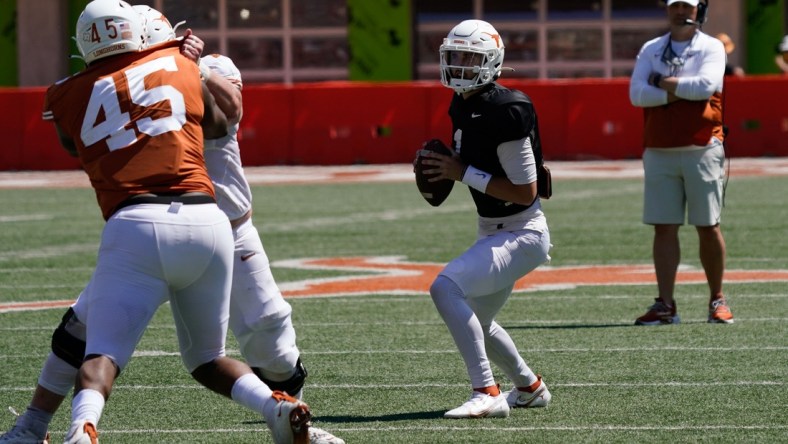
308 426 345 444
268 391 311 444
63 420 98 444
505 375 551 408
444 391 510 419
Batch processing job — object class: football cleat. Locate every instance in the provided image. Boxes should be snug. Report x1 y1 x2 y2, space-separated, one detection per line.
505 375 551 408
635 298 679 326
308 426 345 444
63 420 97 444
269 391 311 444
443 391 510 419
708 298 734 324
0 426 49 444
1 407 50 444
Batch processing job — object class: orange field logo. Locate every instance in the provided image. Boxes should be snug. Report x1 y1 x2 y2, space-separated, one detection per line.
273 256 788 298
2 256 787 312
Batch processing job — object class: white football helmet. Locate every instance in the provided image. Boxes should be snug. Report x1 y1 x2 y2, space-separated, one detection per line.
75 0 146 65
440 20 505 93
134 5 184 46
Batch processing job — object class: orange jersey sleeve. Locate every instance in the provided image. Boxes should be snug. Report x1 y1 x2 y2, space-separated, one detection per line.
43 43 214 220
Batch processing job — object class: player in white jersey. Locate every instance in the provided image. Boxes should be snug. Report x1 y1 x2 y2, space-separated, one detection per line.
199 52 318 408
0 5 343 444
189 48 344 444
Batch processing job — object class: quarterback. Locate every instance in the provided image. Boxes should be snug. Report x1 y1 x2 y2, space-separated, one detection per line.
417 19 552 419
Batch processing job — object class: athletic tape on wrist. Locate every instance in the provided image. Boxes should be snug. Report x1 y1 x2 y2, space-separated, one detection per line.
461 165 492 193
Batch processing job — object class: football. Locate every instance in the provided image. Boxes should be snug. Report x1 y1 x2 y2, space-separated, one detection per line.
414 138 454 207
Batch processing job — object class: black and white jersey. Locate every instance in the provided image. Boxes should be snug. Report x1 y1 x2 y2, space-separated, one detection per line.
448 82 543 218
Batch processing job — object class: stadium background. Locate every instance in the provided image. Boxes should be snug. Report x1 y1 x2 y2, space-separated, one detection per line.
1 3 786 442
0 0 786 170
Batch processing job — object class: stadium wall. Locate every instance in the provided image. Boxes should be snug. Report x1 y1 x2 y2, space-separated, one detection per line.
1 76 786 171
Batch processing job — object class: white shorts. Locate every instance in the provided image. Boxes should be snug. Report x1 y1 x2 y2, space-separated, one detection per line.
81 202 234 373
643 141 725 226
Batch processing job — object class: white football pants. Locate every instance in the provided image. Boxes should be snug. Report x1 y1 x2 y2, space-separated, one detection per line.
40 215 298 395
81 202 234 373
228 218 299 377
431 227 550 389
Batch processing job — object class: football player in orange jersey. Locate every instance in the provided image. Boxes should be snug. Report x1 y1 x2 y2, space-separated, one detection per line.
2 4 343 443
629 0 733 326
6 1 311 443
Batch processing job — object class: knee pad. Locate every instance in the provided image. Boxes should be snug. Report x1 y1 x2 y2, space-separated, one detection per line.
236 314 299 372
51 307 86 369
253 357 308 397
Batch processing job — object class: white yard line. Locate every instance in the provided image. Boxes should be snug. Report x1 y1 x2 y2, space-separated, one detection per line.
28 424 788 437
1 345 786 360
1 379 783 393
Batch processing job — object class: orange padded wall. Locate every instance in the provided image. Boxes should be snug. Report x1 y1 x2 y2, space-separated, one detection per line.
0 87 81 170
1 76 785 170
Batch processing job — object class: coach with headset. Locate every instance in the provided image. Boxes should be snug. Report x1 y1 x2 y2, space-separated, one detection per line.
629 0 734 326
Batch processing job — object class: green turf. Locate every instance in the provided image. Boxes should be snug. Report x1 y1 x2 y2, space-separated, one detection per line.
0 172 786 443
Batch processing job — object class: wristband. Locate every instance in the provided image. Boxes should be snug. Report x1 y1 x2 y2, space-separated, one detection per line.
198 60 212 82
461 165 493 193
651 73 662 88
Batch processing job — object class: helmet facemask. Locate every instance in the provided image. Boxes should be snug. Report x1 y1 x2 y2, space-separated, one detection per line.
440 47 499 93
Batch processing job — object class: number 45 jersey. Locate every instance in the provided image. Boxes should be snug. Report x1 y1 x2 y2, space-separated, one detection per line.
42 41 214 220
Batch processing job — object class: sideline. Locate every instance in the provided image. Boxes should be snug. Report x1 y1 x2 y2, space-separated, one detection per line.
1 158 787 188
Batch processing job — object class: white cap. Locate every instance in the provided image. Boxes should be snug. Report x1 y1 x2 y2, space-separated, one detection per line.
780 35 788 53
666 0 699 6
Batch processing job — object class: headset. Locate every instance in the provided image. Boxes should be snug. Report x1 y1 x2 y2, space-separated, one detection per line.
661 0 709 27
695 0 709 26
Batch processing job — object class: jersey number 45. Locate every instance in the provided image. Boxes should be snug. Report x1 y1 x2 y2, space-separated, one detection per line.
81 56 187 151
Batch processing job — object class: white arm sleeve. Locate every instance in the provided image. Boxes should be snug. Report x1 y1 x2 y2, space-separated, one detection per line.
674 36 726 100
497 136 537 185
629 38 669 108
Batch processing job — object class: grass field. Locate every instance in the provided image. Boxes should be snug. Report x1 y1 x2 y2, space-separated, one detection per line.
1 164 786 443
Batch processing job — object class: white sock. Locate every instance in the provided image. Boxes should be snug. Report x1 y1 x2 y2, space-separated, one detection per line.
71 389 104 425
484 321 537 388
231 373 277 422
